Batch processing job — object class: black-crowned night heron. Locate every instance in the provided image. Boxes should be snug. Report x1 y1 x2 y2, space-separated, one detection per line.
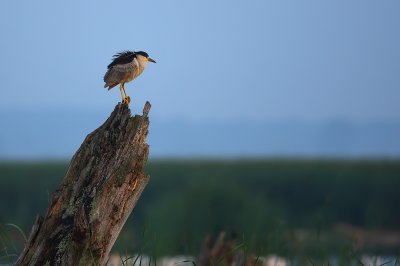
103 51 156 105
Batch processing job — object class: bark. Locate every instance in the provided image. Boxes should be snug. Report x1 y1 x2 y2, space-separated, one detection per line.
16 102 151 266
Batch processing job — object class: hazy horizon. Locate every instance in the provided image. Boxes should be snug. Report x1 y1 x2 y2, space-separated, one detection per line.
1 108 399 159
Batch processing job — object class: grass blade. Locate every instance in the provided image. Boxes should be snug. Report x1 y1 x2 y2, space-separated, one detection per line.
5 223 27 242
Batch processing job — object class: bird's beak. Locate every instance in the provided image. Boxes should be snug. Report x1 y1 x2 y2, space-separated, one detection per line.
148 57 156 63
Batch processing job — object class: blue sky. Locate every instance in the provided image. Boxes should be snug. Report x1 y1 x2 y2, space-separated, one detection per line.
0 1 399 157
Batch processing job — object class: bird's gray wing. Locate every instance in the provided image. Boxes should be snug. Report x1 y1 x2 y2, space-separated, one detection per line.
103 63 136 89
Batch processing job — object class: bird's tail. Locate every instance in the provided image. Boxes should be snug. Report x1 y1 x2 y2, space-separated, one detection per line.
104 83 117 90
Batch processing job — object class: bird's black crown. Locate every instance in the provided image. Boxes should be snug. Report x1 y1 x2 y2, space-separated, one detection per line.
135 51 149 58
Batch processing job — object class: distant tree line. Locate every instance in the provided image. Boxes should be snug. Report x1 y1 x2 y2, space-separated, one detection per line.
1 160 399 255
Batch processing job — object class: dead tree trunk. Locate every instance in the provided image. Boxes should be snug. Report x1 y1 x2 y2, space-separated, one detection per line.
16 102 152 266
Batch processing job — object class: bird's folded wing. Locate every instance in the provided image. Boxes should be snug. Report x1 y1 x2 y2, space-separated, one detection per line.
103 63 136 84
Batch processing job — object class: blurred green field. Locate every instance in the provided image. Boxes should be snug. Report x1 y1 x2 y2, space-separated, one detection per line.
1 159 400 258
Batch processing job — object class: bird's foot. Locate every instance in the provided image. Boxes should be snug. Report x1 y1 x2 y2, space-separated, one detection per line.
122 96 131 105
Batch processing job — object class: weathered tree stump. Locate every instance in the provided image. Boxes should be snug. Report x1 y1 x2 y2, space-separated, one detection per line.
16 102 151 266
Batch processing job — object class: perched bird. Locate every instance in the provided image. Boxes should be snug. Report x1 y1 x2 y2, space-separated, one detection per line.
104 51 156 105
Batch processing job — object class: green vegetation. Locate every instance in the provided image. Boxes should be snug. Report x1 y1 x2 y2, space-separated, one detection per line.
1 159 400 258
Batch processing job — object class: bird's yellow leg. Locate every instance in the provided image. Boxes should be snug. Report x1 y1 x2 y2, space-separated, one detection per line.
120 84 127 104
123 87 131 104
